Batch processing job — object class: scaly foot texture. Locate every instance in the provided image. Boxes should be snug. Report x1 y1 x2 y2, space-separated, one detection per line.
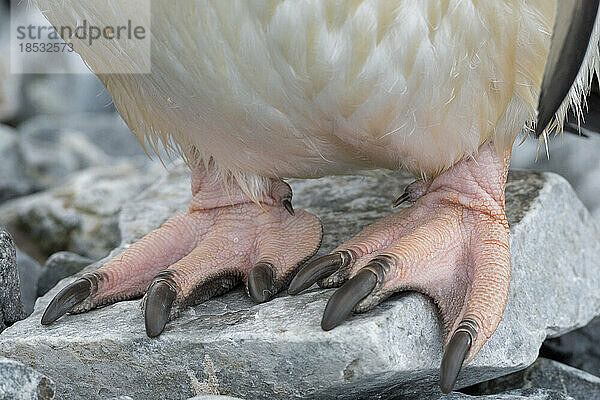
41 163 322 337
289 142 510 393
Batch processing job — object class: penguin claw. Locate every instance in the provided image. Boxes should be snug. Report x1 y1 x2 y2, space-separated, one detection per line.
320 267 379 331
41 278 92 325
144 280 176 338
288 251 352 295
247 262 276 303
281 198 295 216
392 192 410 208
440 323 475 393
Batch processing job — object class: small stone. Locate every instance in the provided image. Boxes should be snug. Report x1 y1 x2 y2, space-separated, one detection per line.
1 168 600 399
17 113 156 190
0 125 37 204
16 250 42 316
0 356 55 400
0 228 25 333
37 252 94 297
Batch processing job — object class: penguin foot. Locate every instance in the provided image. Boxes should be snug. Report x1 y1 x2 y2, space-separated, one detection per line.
41 165 322 338
289 142 511 394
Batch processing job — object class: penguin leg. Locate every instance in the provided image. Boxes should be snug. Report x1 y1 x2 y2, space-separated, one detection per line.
289 141 510 394
41 162 322 337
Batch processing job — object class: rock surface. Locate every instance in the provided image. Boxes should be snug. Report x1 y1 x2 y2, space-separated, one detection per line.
0 228 25 333
17 113 157 190
0 356 55 400
36 252 94 297
447 389 574 399
187 397 243 400
0 3 20 123
1 166 600 399
0 162 163 261
539 316 600 378
16 250 42 315
512 133 600 222
0 125 37 203
464 358 600 400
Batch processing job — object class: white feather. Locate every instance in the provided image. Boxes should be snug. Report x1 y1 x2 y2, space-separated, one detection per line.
32 0 600 198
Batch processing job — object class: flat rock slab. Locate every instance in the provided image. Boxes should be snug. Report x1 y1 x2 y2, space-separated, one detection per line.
1 166 600 399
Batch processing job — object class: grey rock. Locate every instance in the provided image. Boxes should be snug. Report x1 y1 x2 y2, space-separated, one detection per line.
442 388 575 399
0 356 55 400
16 250 42 316
0 4 20 123
37 252 94 297
464 358 600 400
0 161 164 261
187 397 243 400
0 125 37 203
1 167 600 399
7 3 113 123
17 113 157 190
0 65 20 123
511 134 600 221
17 74 113 122
539 316 600 378
0 228 25 332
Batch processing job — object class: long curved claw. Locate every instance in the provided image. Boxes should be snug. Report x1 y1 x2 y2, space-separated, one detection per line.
320 267 378 331
392 192 410 208
536 0 600 136
247 262 276 303
281 198 295 216
440 322 476 393
41 278 92 325
144 280 176 338
288 252 351 295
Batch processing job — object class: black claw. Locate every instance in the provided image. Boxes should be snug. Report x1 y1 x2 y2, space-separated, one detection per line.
144 281 176 338
440 330 472 393
321 268 378 331
288 252 349 295
392 192 410 208
41 279 92 325
247 262 276 303
282 198 295 216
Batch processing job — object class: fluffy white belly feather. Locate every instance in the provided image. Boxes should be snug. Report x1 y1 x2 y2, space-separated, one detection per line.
34 1 599 182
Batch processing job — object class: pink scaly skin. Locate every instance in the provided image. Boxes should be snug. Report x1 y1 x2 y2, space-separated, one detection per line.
289 141 511 393
41 162 323 337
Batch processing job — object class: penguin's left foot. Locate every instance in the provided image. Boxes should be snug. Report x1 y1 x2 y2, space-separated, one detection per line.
40 163 322 337
289 142 511 394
